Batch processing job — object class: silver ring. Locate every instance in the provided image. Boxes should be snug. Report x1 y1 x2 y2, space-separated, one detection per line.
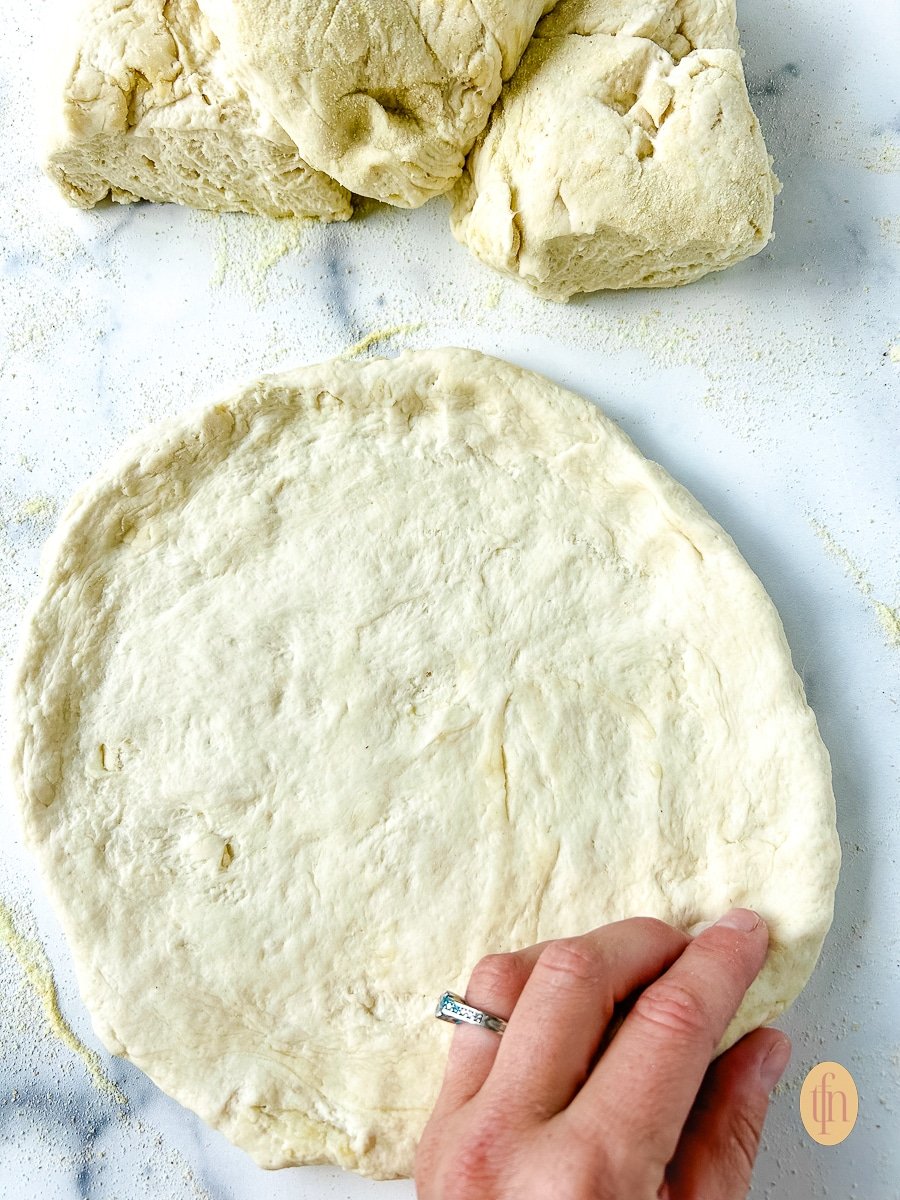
435 991 507 1036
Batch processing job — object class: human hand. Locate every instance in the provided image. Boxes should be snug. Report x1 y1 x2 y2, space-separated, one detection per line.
416 911 790 1200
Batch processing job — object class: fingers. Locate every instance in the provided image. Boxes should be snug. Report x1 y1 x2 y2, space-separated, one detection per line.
484 918 689 1118
666 1028 791 1200
433 944 543 1115
568 909 769 1171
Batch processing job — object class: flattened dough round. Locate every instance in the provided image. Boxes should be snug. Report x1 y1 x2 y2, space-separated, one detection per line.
13 349 839 1179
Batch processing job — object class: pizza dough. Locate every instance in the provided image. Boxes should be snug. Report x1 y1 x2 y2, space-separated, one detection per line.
13 349 839 1179
194 0 550 206
45 0 778 298
451 0 778 299
46 0 352 220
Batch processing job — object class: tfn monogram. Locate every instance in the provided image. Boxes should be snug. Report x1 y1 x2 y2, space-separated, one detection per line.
811 1069 849 1134
800 1061 858 1146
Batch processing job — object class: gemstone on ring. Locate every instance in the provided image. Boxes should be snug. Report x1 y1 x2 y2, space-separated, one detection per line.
435 990 507 1036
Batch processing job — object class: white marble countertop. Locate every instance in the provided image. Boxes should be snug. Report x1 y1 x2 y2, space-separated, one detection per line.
1 1 898 1197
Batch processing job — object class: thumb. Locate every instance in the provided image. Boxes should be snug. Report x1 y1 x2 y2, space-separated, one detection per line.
665 1028 791 1200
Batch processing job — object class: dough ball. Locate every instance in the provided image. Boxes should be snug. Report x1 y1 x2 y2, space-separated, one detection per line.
451 0 778 300
195 0 550 206
45 0 352 219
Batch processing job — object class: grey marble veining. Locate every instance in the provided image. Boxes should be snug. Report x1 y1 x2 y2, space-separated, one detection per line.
1 0 898 1197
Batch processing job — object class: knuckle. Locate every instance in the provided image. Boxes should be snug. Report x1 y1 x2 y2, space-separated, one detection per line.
566 1114 616 1174
572 1127 655 1198
570 1158 623 1200
632 978 713 1044
626 916 689 955
468 952 521 1002
439 1122 504 1197
537 939 604 987
629 916 678 939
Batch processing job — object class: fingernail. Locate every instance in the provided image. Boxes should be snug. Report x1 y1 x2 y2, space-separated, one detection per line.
759 1036 791 1092
715 908 762 933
